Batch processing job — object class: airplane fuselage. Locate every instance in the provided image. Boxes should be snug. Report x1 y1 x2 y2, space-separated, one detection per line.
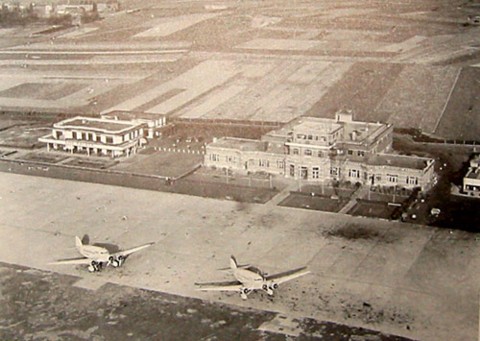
78 244 111 262
234 268 274 295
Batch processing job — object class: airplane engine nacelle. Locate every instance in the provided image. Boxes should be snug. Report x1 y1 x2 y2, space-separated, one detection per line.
269 282 279 290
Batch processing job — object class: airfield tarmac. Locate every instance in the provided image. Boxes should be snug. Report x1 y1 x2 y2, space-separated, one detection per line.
1 173 479 340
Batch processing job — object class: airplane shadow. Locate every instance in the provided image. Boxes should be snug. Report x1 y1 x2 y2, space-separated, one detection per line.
82 234 121 254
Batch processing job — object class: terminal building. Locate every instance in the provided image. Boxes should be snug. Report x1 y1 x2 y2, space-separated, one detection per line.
39 116 145 158
39 112 167 158
205 111 436 191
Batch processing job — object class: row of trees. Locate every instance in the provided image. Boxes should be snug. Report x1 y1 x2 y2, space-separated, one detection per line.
0 3 100 27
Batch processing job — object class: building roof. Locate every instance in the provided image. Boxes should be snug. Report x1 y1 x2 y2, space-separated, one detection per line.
366 153 432 170
292 118 342 135
102 110 165 121
209 137 268 152
465 168 480 180
55 116 141 133
342 121 386 144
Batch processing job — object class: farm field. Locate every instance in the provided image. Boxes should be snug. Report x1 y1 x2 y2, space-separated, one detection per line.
0 0 477 138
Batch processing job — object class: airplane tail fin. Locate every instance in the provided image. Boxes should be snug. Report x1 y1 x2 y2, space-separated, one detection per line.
75 236 83 251
230 255 238 270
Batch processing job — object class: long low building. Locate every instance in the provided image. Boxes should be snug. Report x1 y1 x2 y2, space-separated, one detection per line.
39 116 145 158
205 111 436 191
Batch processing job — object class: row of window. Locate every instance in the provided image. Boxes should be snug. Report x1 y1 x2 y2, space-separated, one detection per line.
208 154 284 169
296 130 341 142
291 148 326 157
58 130 140 144
209 153 419 185
291 148 367 158
296 134 328 142
347 150 366 157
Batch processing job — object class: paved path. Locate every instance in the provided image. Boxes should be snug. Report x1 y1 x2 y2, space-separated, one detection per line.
338 185 370 214
0 172 479 341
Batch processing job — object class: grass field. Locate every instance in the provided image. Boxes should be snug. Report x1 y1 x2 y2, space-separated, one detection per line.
0 0 477 139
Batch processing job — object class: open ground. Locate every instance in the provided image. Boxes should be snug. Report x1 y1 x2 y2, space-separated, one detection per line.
1 172 480 341
0 0 478 137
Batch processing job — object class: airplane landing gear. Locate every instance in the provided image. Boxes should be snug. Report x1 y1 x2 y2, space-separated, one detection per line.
240 288 251 300
109 255 125 268
88 260 100 272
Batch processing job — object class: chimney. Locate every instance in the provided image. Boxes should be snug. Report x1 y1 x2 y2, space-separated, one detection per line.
351 131 357 141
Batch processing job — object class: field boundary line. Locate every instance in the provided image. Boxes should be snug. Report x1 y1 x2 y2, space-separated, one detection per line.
433 67 461 134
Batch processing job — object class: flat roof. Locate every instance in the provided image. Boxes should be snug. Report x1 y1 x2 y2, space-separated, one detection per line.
55 116 141 133
102 110 165 121
342 121 385 143
209 137 267 152
465 168 480 180
366 154 432 170
293 118 342 135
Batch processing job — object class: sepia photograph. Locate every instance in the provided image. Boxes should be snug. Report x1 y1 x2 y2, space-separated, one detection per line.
0 0 479 340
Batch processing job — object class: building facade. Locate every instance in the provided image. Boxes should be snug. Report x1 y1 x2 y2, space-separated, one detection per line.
204 137 285 175
463 154 480 197
204 111 436 191
39 116 144 158
101 111 167 139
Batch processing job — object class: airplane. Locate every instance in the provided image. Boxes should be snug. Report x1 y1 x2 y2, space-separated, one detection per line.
49 236 154 272
195 256 310 300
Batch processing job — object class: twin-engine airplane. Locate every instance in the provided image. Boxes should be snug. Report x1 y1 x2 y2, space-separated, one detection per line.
195 256 310 300
49 236 154 272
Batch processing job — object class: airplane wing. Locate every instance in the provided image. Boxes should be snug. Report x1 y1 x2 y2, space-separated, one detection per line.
49 258 92 265
195 280 243 291
112 242 155 258
266 267 310 285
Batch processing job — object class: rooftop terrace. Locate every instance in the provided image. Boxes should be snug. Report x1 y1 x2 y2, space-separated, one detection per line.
55 117 141 133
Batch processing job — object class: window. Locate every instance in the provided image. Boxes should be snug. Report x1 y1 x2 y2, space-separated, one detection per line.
304 149 312 156
211 154 220 162
292 148 299 155
227 156 235 163
106 136 113 144
259 159 269 167
276 160 284 169
307 135 313 140
301 167 308 179
348 150 353 155
406 176 418 185
387 174 398 183
312 167 319 179
72 132 77 139
349 169 360 178
297 134 305 139
290 164 295 177
330 167 338 176
358 151 365 157
317 151 323 157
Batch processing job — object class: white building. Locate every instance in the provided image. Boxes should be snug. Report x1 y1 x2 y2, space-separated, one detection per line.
101 111 167 139
39 116 144 158
463 154 480 197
